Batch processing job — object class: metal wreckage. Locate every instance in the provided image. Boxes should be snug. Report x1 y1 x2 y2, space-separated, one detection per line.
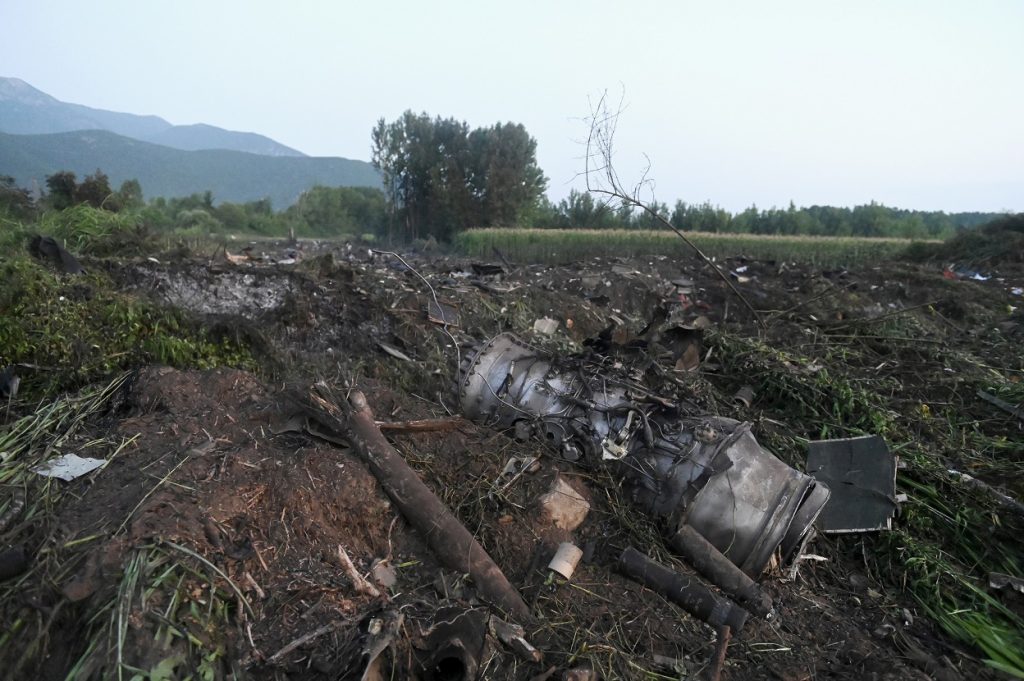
457 330 833 630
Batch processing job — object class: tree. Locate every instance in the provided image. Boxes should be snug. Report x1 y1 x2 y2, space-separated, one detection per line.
0 175 36 220
284 186 387 236
116 179 144 210
371 111 548 242
45 171 78 210
468 122 547 227
76 169 115 209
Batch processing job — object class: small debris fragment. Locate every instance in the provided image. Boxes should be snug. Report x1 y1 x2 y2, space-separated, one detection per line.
533 317 559 335
32 453 106 481
371 559 397 589
989 572 1024 594
28 235 84 274
548 542 584 580
490 616 543 663
732 385 755 408
538 477 590 531
378 342 413 362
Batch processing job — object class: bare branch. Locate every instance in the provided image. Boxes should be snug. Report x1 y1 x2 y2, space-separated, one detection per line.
581 91 764 328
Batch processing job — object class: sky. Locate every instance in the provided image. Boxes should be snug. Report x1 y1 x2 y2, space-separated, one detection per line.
2 0 1022 213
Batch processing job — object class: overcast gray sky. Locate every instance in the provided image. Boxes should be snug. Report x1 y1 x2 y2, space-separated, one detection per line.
3 0 1022 212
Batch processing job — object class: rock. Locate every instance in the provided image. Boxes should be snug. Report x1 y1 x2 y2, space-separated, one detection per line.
538 476 590 531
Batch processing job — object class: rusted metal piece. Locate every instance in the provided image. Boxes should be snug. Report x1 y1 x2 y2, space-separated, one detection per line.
618 547 748 633
668 525 774 619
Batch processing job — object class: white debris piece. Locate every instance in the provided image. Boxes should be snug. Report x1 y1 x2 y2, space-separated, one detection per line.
33 453 106 481
533 317 559 335
538 476 590 530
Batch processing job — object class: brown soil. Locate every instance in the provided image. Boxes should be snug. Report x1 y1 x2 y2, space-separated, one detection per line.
2 242 1022 680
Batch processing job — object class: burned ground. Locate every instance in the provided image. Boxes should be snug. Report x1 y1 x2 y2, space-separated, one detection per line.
1 241 1022 680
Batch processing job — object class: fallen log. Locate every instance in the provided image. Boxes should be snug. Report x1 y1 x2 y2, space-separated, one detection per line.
304 385 531 621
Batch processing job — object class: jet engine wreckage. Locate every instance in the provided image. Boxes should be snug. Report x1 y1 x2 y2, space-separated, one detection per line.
458 332 833 626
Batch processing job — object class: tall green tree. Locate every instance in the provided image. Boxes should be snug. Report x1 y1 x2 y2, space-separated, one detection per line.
371 111 547 242
45 171 78 210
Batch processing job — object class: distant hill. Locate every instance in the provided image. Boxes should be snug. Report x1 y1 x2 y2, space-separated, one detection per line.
0 129 380 208
0 77 304 156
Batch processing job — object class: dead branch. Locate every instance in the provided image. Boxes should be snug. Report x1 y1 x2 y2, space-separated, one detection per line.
707 625 732 681
375 417 467 433
302 384 532 621
267 620 347 664
337 545 382 598
582 91 764 328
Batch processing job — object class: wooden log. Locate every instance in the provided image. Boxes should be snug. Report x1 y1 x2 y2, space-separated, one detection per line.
305 385 531 621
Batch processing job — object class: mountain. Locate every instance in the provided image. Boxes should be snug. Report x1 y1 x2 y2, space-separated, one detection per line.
142 124 300 156
0 129 380 208
0 77 304 156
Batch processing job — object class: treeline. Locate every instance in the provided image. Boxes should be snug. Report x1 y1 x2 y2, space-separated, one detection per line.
527 190 999 239
0 170 388 239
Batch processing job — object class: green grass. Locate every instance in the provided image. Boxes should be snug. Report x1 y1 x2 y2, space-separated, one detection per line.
455 228 935 266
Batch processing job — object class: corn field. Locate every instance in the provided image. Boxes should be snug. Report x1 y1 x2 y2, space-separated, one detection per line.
455 228 935 266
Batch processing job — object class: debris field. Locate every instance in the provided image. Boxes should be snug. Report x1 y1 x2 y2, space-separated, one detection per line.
1 240 1022 681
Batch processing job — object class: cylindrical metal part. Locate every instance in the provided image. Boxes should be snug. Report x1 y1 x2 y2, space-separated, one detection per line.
548 542 584 579
732 385 755 409
618 546 748 633
669 525 774 618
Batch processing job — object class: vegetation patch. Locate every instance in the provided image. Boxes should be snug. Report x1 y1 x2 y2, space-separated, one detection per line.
455 227 931 266
0 254 255 400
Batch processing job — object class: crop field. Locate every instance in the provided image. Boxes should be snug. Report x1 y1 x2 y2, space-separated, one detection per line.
455 227 937 266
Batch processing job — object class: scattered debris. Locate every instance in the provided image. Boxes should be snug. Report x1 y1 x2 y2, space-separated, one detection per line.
668 524 774 618
378 341 413 362
732 385 755 409
427 299 461 327
0 366 19 400
489 616 543 663
0 489 26 534
989 572 1024 594
28 234 84 274
421 606 488 681
532 317 559 335
31 453 106 481
807 435 898 533
460 333 830 577
618 546 748 632
537 476 590 531
977 389 1024 422
547 542 584 580
337 545 382 598
371 559 398 589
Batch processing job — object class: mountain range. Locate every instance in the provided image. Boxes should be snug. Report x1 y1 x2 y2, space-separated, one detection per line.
0 77 380 206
